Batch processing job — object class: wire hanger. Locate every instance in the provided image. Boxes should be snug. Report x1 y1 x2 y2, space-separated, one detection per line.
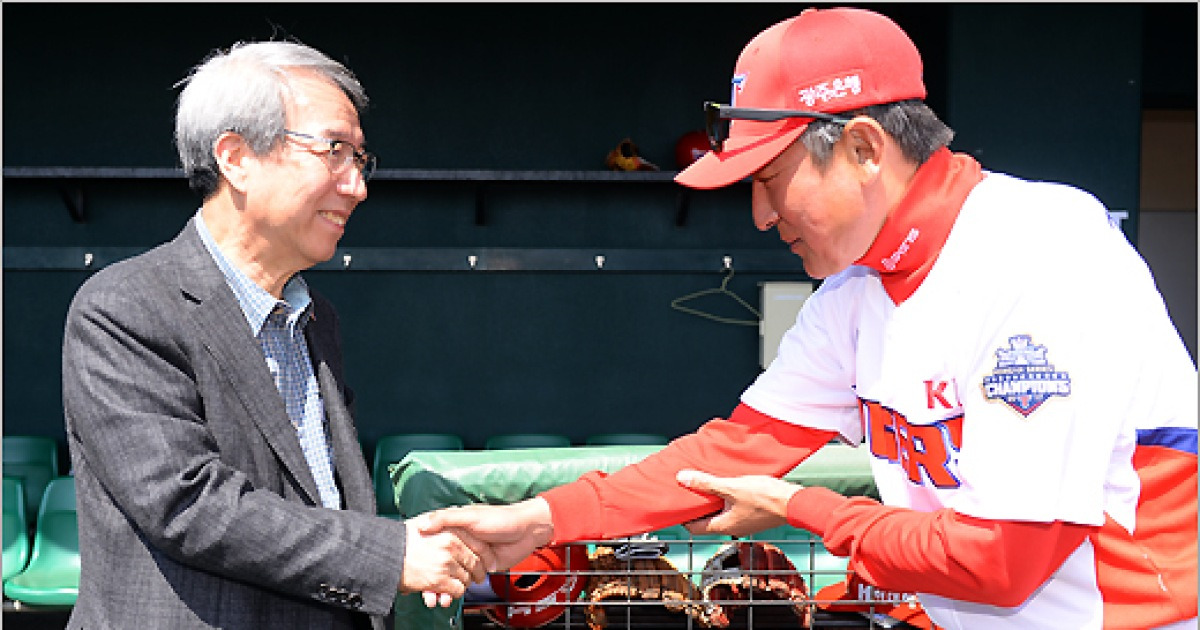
670 265 761 327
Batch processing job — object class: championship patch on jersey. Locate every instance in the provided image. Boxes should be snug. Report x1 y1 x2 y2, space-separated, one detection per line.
981 335 1072 417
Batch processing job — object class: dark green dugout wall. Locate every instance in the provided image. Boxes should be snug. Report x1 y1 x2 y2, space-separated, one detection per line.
3 4 1191 454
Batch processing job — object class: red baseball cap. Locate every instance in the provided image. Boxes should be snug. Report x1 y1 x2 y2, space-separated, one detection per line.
676 7 926 190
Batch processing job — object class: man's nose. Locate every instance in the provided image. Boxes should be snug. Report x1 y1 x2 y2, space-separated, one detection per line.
338 167 368 202
751 182 779 232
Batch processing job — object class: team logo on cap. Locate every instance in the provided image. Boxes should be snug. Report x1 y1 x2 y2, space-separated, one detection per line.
982 335 1072 417
730 73 747 106
797 73 863 108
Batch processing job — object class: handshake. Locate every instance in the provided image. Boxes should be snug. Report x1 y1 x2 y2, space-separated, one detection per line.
399 497 555 608
398 470 803 608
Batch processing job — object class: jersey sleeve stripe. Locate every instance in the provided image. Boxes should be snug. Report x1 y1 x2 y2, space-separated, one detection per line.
1137 427 1198 455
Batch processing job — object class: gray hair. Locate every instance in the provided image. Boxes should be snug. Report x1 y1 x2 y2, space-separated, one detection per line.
800 100 954 168
174 41 369 199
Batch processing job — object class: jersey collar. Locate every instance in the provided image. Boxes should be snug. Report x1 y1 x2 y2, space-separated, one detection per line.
855 147 984 304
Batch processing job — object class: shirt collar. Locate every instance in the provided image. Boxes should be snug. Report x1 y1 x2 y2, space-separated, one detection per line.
195 210 312 335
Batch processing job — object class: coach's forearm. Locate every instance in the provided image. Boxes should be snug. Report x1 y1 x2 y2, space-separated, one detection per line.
542 405 834 542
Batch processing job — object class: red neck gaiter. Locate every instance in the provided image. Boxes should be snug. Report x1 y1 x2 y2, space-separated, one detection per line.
855 147 985 304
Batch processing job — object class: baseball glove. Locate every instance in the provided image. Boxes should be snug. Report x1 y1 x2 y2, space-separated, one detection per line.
583 543 704 629
698 541 812 628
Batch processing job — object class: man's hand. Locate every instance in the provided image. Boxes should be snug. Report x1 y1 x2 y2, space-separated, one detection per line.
399 513 496 607
676 470 801 537
419 498 555 571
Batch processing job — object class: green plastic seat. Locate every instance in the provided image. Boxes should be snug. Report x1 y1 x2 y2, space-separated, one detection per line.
585 433 670 446
3 477 30 580
2 436 61 527
372 434 464 518
4 476 80 606
484 433 572 450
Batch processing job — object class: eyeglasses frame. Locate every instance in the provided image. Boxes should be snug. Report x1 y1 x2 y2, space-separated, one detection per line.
283 129 377 181
703 101 853 153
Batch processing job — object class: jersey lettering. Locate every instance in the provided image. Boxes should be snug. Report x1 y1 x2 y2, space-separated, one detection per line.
861 399 963 488
924 379 955 409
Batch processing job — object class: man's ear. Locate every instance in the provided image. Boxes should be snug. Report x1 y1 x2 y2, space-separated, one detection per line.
842 117 887 181
213 131 253 193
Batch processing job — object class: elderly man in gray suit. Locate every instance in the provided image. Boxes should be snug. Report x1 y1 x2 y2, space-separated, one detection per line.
61 41 493 630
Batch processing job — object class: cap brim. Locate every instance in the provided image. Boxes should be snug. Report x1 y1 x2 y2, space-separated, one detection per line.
674 123 807 190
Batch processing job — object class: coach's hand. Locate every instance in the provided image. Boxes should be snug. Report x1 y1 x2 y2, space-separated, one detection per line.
420 498 554 571
676 470 801 538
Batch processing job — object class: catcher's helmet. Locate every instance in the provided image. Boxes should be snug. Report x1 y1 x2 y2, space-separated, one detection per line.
674 130 711 169
484 544 589 628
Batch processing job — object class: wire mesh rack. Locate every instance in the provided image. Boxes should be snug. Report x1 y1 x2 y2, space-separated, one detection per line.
455 531 930 630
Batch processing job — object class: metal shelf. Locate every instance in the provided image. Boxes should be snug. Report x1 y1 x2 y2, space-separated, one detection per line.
2 167 682 183
3 167 185 180
3 168 759 263
3 167 714 225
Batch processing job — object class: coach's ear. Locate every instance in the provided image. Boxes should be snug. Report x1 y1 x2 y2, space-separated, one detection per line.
841 116 887 182
213 131 254 193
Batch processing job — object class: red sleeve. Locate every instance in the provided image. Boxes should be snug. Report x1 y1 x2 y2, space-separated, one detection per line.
540 403 837 543
787 487 1096 607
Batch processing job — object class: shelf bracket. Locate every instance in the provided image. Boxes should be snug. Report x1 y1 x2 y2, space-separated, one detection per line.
474 183 487 226
674 188 690 227
61 184 86 223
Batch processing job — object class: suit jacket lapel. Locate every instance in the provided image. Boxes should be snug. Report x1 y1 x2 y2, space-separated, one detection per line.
172 219 324 506
306 312 375 515
316 361 373 514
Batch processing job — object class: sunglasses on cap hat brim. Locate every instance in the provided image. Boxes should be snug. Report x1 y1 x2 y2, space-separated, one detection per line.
704 101 852 154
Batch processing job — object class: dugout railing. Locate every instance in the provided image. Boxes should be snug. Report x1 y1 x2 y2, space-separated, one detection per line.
389 443 926 629
460 533 930 629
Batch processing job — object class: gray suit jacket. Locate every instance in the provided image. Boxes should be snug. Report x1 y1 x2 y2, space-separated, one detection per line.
62 219 405 630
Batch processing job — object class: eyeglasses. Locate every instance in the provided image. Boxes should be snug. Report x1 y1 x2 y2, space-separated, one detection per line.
703 101 852 153
283 130 378 181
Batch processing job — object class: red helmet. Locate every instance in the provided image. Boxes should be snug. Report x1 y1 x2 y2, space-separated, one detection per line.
484 544 590 628
674 130 711 169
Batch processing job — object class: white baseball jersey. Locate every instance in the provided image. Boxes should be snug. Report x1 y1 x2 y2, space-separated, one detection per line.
742 169 1198 629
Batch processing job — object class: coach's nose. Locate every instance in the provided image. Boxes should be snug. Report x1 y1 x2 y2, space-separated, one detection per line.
751 180 779 232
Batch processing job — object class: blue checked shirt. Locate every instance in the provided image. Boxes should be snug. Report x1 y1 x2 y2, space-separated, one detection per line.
196 213 342 509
